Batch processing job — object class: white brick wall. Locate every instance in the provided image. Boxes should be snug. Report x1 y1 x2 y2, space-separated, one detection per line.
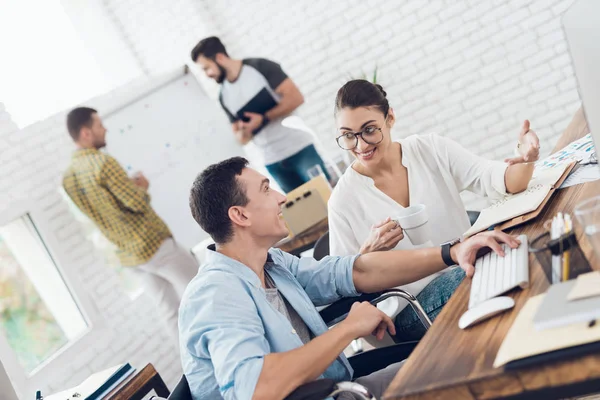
189 0 580 163
0 0 586 396
102 0 214 74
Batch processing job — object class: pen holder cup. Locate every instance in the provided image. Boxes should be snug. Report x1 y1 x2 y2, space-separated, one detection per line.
529 231 592 283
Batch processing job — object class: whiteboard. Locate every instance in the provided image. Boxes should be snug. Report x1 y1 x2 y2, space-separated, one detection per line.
103 70 244 249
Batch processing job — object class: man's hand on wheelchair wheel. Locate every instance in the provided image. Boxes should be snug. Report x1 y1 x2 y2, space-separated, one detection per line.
342 301 396 341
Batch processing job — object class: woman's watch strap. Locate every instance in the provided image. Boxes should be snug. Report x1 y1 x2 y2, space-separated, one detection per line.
441 237 461 266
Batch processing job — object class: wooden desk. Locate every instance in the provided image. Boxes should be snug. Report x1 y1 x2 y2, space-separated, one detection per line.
105 363 169 400
385 108 600 400
275 218 329 255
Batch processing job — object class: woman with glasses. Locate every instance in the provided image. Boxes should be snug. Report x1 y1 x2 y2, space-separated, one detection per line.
328 79 540 341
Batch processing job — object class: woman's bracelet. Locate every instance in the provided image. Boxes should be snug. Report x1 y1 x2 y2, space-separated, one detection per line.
513 141 539 164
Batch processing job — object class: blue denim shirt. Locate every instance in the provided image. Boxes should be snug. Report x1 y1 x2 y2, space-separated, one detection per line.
179 246 360 399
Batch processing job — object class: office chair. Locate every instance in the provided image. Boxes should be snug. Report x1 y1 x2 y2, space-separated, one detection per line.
467 210 481 227
166 376 192 399
163 375 375 400
312 231 331 261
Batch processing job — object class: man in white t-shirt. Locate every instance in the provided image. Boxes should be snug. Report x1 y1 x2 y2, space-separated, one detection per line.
191 36 330 193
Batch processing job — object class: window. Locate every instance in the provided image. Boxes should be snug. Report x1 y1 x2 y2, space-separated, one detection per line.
0 215 87 375
60 188 142 298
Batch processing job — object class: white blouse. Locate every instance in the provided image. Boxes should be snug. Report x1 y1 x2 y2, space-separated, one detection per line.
328 133 508 313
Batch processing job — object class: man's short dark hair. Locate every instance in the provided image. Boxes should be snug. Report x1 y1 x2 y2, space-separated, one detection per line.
190 157 249 244
66 107 97 141
191 36 228 62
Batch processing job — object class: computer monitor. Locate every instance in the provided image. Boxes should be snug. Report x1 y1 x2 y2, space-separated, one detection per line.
563 0 600 164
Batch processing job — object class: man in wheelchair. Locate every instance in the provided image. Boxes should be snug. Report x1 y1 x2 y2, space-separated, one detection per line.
181 157 519 399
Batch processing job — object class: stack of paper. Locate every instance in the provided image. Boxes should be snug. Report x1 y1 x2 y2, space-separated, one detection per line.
560 164 600 188
540 133 600 188
536 133 595 170
568 271 600 300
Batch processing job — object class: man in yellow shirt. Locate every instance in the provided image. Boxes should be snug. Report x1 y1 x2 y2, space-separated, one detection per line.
63 107 197 342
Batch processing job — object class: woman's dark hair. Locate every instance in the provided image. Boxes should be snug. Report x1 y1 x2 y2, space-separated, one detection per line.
334 79 389 117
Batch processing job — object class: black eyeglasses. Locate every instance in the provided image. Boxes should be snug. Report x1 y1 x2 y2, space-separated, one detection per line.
336 126 384 150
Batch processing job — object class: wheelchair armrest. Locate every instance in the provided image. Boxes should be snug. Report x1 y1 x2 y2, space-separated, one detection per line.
318 292 383 326
284 379 375 400
348 341 418 378
319 289 433 330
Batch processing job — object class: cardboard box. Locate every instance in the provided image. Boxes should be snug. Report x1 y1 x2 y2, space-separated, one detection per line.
282 176 331 236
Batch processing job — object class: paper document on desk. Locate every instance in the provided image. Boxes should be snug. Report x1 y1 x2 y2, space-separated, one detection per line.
536 133 595 171
568 271 600 301
494 294 600 368
559 164 600 188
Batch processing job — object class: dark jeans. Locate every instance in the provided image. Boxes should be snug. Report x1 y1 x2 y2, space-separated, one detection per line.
265 144 331 193
393 267 466 342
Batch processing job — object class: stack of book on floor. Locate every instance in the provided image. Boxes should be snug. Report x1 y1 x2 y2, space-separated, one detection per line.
46 363 135 400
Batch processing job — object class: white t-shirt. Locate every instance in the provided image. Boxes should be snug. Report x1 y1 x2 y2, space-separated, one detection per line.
219 58 314 165
328 133 508 313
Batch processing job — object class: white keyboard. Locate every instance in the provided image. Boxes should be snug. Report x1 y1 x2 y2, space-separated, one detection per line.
468 234 529 309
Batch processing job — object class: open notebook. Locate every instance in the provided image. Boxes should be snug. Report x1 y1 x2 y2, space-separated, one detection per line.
464 162 574 238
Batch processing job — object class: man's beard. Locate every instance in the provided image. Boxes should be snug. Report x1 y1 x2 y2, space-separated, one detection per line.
93 137 106 149
215 63 227 84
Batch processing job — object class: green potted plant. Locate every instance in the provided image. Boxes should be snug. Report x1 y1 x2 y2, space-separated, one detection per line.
349 66 378 83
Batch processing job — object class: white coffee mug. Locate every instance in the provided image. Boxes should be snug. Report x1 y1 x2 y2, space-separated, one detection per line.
393 204 431 245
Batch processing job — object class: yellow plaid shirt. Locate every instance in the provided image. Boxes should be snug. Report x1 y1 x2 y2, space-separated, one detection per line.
63 149 172 267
